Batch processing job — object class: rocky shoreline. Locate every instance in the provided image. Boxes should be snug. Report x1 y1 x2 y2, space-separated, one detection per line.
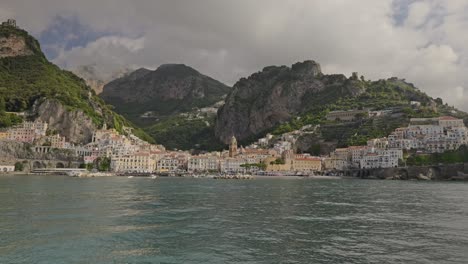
340 163 468 181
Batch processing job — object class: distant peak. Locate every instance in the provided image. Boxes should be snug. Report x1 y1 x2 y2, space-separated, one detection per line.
291 60 322 76
133 67 151 73
155 63 199 76
127 67 152 80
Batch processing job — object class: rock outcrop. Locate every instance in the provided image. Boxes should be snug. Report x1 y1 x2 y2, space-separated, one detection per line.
0 35 34 58
215 60 364 143
27 99 98 144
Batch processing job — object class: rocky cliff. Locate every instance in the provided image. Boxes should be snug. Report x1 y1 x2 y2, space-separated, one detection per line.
0 35 34 58
100 64 230 125
27 99 98 144
215 60 364 143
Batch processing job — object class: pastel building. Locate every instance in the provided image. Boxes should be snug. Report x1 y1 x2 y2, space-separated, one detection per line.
6 121 48 143
291 154 322 172
220 157 247 173
188 156 220 172
111 152 157 173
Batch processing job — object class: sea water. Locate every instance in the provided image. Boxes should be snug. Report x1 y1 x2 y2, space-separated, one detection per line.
1 175 467 263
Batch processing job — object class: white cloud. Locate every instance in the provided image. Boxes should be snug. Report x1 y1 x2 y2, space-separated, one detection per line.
54 36 145 79
405 1 432 28
1 0 468 110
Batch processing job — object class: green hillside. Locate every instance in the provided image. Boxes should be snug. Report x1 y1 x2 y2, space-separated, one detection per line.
0 24 153 143
273 76 468 149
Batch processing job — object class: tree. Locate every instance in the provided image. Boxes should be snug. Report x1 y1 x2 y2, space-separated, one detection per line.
97 157 111 172
354 112 369 124
270 158 286 165
14 161 24 171
0 97 5 114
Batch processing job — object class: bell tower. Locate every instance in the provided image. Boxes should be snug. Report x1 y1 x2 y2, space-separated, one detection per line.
229 136 238 158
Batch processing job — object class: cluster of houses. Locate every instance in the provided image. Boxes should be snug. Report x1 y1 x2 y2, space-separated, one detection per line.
109 135 321 174
1 113 467 174
326 116 468 170
0 121 69 149
388 116 467 153
326 142 403 170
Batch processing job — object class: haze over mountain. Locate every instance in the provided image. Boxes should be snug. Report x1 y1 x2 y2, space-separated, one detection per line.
73 64 134 94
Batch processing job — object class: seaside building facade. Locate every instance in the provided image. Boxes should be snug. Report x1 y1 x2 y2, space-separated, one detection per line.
188 156 220 172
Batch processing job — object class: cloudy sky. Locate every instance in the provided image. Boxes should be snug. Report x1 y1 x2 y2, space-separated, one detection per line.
1 0 467 110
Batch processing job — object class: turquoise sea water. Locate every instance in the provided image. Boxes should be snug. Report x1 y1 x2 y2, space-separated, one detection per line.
0 175 467 264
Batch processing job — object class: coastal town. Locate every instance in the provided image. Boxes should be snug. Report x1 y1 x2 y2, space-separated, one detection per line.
1 107 467 176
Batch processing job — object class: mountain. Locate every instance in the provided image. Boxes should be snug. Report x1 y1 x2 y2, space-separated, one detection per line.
216 60 357 143
216 60 468 146
0 21 153 144
72 64 133 94
100 64 231 126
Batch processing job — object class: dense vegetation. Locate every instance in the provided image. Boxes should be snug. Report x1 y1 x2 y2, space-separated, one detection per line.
146 114 224 151
0 97 23 127
100 64 230 127
0 25 153 142
406 146 468 166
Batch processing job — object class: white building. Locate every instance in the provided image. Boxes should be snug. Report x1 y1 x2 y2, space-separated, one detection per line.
111 152 156 173
188 156 219 172
388 116 467 153
273 141 292 155
220 158 247 173
157 156 181 172
360 153 399 169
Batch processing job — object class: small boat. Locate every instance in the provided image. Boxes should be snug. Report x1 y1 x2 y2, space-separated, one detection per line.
149 174 158 179
127 176 134 179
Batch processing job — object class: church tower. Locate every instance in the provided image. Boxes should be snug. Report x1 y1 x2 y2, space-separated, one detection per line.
229 136 238 158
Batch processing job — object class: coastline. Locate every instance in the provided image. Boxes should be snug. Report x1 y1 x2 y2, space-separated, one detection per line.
3 165 468 181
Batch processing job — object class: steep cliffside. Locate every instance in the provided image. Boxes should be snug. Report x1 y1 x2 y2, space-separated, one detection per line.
215 60 365 143
0 23 152 144
0 35 34 58
27 99 97 143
